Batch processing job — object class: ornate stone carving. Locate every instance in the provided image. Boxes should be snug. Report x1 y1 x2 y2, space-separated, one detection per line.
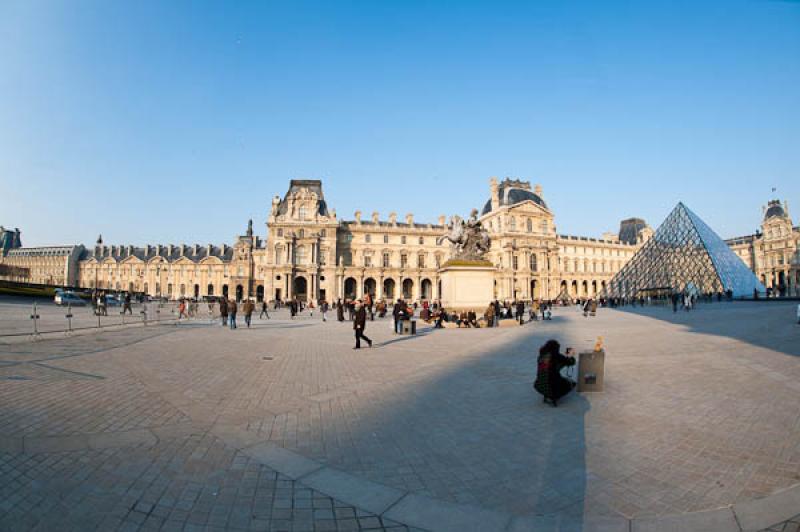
437 208 491 261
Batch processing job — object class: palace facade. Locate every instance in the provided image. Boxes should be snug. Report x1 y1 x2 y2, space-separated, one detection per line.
3 178 660 302
726 200 800 296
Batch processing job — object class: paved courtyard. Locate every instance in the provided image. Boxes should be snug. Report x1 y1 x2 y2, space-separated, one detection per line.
1 299 800 531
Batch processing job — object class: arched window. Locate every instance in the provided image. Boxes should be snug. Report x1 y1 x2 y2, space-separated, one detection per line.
530 254 537 271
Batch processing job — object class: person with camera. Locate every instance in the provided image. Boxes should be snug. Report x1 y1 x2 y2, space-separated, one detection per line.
534 339 577 407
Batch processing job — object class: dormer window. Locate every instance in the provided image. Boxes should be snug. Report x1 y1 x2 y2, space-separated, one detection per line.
298 206 308 220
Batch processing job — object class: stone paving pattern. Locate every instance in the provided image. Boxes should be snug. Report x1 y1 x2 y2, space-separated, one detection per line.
1 299 800 530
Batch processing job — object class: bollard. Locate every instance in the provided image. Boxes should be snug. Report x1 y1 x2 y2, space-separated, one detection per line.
30 302 41 338
65 303 74 334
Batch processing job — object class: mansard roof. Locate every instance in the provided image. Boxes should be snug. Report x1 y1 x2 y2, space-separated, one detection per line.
481 180 548 216
80 244 234 263
764 200 786 221
276 179 330 217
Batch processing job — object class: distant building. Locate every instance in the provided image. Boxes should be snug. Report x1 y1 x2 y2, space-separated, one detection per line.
726 200 800 296
1 177 653 302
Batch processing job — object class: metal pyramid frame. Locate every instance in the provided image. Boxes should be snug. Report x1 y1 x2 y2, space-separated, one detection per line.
606 202 764 298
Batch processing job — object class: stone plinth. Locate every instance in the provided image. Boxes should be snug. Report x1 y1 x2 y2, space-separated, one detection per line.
438 261 495 311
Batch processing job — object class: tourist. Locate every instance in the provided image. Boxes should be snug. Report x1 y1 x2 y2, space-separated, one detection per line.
321 299 329 321
353 300 373 349
289 299 297 319
219 297 228 326
533 340 576 407
433 308 444 328
242 298 254 328
178 299 188 320
392 299 403 333
468 310 479 328
308 299 314 317
228 298 238 329
336 299 344 321
123 292 133 315
517 300 525 325
260 300 270 319
493 299 501 327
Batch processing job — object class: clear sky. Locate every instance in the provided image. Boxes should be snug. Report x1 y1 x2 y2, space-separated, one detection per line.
1 0 799 247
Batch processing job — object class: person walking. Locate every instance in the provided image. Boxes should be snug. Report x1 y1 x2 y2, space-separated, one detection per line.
228 298 238 329
321 300 329 322
517 300 525 325
178 299 188 320
219 297 228 327
243 298 254 328
353 301 373 349
259 300 270 319
123 292 133 315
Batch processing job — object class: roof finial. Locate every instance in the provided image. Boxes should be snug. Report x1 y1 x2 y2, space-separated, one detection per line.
96 234 103 245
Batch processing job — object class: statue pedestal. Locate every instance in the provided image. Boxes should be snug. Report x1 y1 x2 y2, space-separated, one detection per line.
438 261 495 311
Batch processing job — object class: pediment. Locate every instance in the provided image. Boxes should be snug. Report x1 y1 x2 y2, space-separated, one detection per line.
507 200 551 216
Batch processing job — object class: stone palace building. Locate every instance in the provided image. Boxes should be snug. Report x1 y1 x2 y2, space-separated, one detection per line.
3 179 795 302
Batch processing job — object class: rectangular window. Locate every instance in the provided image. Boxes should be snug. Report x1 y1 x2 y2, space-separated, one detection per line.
383 252 390 268
364 255 372 267
400 254 408 268
401 236 407 245
365 234 371 243
419 237 424 245
513 256 518 270
418 254 425 268
383 234 389 244
277 228 283 237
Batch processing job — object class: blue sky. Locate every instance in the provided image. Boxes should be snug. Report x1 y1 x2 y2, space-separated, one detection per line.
1 0 798 246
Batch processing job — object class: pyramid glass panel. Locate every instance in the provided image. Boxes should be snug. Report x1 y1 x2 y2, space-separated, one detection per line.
607 203 765 298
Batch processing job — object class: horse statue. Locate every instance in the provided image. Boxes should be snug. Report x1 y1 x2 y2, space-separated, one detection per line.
436 215 466 252
437 210 491 261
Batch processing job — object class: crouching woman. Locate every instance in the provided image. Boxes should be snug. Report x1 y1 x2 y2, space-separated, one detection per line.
533 340 576 407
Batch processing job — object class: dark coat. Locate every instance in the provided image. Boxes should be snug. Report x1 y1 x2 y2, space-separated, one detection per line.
534 352 576 400
353 307 367 330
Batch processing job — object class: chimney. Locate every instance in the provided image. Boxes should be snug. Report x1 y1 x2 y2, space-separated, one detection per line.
167 244 174 256
389 212 397 225
207 243 213 256
535 184 543 197
354 210 362 224
156 244 162 256
490 177 500 211
438 215 446 226
372 211 379 224
127 245 133 256
405 213 414 225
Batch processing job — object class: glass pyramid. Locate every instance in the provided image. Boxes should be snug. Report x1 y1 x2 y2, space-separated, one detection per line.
607 202 765 298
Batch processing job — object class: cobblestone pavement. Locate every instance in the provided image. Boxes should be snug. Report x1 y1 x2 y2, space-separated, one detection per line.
1 300 799 530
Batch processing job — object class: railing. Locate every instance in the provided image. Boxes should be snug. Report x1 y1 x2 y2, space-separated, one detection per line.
0 301 183 339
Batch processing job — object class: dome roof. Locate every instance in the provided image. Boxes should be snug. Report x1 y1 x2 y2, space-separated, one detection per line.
481 181 547 215
764 200 785 220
